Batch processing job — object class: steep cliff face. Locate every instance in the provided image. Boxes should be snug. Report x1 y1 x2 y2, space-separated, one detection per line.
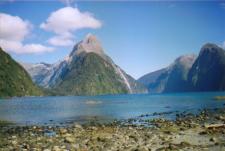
188 43 225 91
164 54 196 92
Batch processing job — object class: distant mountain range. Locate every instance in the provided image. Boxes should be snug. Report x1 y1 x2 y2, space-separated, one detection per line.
1 33 224 97
21 34 147 96
138 43 225 93
0 47 42 97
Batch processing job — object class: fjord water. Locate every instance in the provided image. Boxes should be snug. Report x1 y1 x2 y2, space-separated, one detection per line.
0 92 225 125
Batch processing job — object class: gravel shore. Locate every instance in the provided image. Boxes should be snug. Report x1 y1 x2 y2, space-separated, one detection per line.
0 107 225 151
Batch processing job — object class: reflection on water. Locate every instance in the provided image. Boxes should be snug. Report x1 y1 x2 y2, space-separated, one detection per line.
0 92 225 125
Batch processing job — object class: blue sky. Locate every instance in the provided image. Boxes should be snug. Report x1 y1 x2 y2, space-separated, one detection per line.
0 1 224 79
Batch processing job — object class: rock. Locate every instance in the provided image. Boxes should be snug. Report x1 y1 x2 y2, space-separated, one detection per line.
199 131 208 135
12 135 17 139
180 141 190 147
73 144 80 149
215 142 219 145
59 128 67 135
138 146 149 151
52 146 60 151
210 137 216 142
75 124 83 129
65 137 74 143
169 143 178 150
215 115 225 121
163 131 172 135
129 134 138 142
11 140 17 145
90 126 98 130
22 144 30 150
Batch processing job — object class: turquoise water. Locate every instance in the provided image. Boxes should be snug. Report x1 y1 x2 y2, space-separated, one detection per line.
0 92 225 125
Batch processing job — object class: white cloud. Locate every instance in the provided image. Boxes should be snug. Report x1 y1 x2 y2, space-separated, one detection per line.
22 43 54 54
40 7 101 34
48 33 74 46
0 39 22 52
0 13 32 41
0 13 54 54
0 39 54 54
40 7 102 46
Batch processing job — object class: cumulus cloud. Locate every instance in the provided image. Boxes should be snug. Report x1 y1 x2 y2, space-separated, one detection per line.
40 7 102 46
0 13 54 54
0 13 32 41
48 32 74 46
0 39 54 54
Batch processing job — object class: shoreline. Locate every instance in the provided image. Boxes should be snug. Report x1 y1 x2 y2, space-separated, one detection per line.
1 107 225 151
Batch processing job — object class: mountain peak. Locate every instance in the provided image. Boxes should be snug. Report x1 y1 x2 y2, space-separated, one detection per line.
174 54 196 66
70 33 104 56
200 43 224 56
84 33 98 43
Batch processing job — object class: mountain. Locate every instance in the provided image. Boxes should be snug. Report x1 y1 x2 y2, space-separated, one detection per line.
139 43 225 93
164 54 197 92
21 62 54 88
0 47 42 97
22 34 147 95
188 43 225 91
138 54 197 93
138 68 167 87
138 68 168 93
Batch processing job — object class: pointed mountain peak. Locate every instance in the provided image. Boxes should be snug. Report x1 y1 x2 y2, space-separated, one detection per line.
83 33 98 43
69 33 105 59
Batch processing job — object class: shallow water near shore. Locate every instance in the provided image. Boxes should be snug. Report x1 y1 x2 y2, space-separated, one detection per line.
0 92 225 126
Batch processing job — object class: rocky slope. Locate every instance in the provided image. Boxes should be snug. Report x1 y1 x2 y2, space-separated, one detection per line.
22 34 147 95
0 47 42 97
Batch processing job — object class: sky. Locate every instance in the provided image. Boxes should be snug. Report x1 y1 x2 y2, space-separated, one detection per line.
0 0 225 79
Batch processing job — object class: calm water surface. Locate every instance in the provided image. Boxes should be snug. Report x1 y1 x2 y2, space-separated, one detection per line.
0 92 225 125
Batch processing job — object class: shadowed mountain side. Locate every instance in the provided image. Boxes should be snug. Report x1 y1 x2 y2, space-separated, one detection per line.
139 43 225 93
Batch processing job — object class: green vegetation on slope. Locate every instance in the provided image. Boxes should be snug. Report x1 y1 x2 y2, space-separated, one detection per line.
54 52 129 95
0 47 43 97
